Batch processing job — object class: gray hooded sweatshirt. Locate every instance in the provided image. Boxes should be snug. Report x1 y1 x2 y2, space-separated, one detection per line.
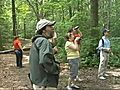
29 35 59 87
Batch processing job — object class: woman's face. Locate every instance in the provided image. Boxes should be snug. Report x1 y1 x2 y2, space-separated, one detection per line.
69 34 75 41
104 31 110 36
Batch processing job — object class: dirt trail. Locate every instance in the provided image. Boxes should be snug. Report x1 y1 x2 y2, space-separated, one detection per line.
0 53 120 90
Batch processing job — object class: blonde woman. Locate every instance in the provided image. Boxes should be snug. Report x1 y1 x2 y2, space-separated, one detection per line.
65 33 80 90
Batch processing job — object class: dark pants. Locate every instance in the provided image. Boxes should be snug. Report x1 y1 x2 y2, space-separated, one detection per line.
15 49 23 68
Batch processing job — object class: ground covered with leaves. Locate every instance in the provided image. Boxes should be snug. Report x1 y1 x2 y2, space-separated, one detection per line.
0 53 120 90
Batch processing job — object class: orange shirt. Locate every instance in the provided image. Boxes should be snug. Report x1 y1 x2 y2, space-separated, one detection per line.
13 39 22 49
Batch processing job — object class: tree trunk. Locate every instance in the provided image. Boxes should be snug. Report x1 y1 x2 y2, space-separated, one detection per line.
108 0 112 30
62 6 65 22
80 0 83 13
90 0 98 27
35 0 40 21
23 18 26 39
12 0 17 36
77 0 80 11
26 0 44 21
0 0 4 50
68 5 72 18
52 6 54 20
0 29 2 50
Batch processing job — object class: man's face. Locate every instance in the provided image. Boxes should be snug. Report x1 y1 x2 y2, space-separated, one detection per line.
45 25 54 38
104 31 110 36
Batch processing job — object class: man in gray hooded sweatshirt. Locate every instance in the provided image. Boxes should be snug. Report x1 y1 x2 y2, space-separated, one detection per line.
29 19 60 90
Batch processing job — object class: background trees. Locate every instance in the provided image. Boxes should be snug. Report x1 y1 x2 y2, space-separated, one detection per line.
0 0 120 66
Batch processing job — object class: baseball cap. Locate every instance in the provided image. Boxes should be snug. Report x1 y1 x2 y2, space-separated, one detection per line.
103 28 110 33
36 19 56 31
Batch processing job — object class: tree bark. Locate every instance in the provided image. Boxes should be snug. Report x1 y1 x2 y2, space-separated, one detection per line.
35 0 40 21
12 0 17 36
108 0 112 30
90 0 98 27
26 0 44 21
68 5 72 18
0 0 4 50
77 0 80 11
0 29 2 50
62 6 65 22
23 18 26 39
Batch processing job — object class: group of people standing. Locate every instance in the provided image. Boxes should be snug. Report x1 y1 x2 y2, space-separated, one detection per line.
13 19 112 90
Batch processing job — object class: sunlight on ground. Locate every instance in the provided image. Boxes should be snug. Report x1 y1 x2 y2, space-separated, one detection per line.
23 55 29 64
107 68 120 77
109 84 120 89
23 55 29 60
107 69 120 89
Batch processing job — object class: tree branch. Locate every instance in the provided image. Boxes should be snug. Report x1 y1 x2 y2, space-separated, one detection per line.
26 0 38 18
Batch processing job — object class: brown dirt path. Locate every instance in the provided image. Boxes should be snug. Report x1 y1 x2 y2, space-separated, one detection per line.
0 53 120 90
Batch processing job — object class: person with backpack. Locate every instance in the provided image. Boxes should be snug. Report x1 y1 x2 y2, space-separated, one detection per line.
97 29 111 80
29 19 60 90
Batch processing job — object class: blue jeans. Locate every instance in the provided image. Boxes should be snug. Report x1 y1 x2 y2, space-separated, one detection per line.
68 58 80 79
15 49 23 68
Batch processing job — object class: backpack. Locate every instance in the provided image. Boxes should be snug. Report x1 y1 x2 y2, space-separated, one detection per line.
96 38 104 57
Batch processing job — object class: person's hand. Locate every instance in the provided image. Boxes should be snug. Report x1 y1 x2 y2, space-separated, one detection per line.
53 46 58 54
22 49 24 53
111 52 113 56
74 37 80 42
106 48 110 52
102 48 110 53
14 50 18 53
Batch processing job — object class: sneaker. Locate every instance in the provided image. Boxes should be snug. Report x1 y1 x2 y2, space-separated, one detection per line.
74 76 83 82
104 74 109 77
74 78 83 82
99 76 106 80
66 86 72 90
71 84 80 89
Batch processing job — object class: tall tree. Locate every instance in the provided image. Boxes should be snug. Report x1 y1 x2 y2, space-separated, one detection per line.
26 0 43 21
108 0 112 29
0 0 4 50
90 0 98 27
35 0 40 21
12 0 17 36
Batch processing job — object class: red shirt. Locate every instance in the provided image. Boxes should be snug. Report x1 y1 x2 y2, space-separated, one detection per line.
13 39 22 49
74 34 82 44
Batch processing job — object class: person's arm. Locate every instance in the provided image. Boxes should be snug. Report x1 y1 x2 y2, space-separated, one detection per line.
53 46 58 54
98 39 110 52
18 42 23 52
68 37 80 51
79 31 83 38
98 39 103 50
42 53 59 74
37 38 59 74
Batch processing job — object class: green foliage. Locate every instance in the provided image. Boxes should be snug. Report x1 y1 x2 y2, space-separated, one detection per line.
1 0 120 68
55 21 73 62
109 38 120 67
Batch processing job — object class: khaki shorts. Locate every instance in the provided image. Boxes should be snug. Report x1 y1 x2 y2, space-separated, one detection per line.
68 58 80 79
